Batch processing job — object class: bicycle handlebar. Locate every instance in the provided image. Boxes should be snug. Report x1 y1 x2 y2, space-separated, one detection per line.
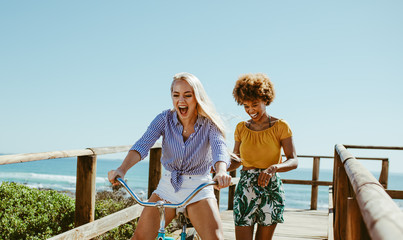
116 177 217 209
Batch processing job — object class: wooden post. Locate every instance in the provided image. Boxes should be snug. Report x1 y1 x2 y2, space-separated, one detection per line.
333 148 340 212
214 189 220 207
334 162 349 240
328 186 334 240
228 170 237 210
346 197 370 240
75 155 97 227
379 159 389 189
311 157 320 210
148 147 162 198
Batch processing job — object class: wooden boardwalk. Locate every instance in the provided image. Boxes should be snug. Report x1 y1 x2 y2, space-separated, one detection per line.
220 209 328 240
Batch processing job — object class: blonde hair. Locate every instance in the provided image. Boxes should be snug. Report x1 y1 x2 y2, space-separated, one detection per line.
172 72 227 138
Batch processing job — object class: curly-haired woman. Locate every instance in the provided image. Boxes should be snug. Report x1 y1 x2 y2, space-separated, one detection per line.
229 73 298 240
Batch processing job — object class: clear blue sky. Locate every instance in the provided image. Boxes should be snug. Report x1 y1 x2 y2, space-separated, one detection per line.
1 1 402 172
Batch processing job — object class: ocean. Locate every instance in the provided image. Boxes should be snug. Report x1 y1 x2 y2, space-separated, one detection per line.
1 158 402 211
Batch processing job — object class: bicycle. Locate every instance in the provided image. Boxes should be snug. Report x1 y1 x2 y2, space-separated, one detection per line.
116 177 217 240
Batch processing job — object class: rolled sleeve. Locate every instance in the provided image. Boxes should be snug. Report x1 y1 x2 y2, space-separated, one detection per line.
130 111 166 160
209 124 230 170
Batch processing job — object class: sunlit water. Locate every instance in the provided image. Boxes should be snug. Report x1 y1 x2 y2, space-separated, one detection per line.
1 158 402 211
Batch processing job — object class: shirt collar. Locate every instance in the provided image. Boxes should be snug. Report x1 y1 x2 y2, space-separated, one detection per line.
172 110 180 126
172 110 203 129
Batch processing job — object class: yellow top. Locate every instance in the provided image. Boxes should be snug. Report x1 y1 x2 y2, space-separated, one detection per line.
234 120 292 169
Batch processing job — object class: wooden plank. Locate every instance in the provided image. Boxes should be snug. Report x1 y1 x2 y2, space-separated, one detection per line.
328 186 334 240
334 164 349 240
333 148 340 217
355 157 388 161
346 197 370 240
343 145 403 150
0 149 93 165
379 159 389 188
220 210 236 240
89 143 161 156
282 179 332 186
356 184 403 239
275 209 328 239
0 147 384 166
386 190 403 199
220 209 328 240
343 156 383 193
285 154 333 159
148 147 162 198
75 155 97 227
228 171 237 210
283 154 387 160
49 205 143 240
335 144 355 165
54 208 329 240
0 143 162 165
87 145 131 155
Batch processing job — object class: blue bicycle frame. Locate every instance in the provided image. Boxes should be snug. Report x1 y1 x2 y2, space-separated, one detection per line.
117 177 216 240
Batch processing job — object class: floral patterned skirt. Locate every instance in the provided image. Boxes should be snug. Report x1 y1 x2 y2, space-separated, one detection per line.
233 169 285 226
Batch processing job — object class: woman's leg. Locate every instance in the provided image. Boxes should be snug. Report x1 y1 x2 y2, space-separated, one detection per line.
131 193 176 240
233 170 257 240
255 224 277 240
253 173 284 240
235 226 254 240
187 198 223 240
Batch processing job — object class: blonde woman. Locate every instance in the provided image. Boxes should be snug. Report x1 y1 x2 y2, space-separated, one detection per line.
108 72 231 240
229 73 298 240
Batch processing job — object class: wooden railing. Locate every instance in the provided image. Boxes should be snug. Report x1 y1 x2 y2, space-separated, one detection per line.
0 145 135 229
0 144 235 239
2 144 402 239
332 144 403 240
265 155 387 210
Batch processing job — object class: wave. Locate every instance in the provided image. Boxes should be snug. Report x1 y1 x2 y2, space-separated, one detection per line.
0 172 110 193
0 172 107 184
24 183 77 192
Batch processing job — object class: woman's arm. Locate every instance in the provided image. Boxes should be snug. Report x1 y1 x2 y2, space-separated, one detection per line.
108 112 166 185
108 150 141 186
258 136 298 186
277 136 298 172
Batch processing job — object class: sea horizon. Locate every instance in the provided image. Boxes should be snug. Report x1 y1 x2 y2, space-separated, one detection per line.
1 157 402 211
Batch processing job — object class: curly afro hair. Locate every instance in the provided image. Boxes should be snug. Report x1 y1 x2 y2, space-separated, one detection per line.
233 73 275 106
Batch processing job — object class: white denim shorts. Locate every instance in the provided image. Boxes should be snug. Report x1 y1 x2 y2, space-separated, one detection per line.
153 171 216 208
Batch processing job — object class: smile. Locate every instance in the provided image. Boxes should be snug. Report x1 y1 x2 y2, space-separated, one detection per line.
179 106 188 115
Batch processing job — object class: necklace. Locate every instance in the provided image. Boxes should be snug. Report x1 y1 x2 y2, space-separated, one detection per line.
249 114 272 130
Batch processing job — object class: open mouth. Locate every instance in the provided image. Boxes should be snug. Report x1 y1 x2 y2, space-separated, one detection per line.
250 113 258 119
179 106 188 115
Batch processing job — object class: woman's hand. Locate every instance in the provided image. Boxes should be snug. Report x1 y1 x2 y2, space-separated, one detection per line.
108 168 125 186
258 164 279 187
213 161 232 189
212 171 232 189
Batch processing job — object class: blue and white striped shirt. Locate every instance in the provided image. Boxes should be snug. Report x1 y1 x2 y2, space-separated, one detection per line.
130 109 230 192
